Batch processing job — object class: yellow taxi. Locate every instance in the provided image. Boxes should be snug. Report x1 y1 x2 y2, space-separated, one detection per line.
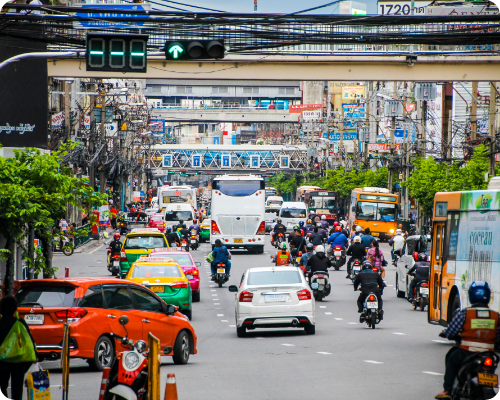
200 218 211 242
119 228 169 278
125 257 193 320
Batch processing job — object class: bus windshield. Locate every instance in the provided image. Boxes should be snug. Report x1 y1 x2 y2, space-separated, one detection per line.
309 196 336 209
356 202 396 222
213 180 263 196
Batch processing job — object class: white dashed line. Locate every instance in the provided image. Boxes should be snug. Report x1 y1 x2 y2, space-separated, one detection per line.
217 314 224 316
348 322 357 325
422 371 444 376
393 332 406 335
210 285 216 287
212 294 217 296
213 299 219 301
319 306 326 308
387 284 394 287
255 337 265 339
211 290 216 292
432 340 450 344
317 352 332 355
325 312 332 315
214 303 220 305
334 318 343 321
221 320 228 322
364 360 383 364
281 344 295 347
229 325 236 327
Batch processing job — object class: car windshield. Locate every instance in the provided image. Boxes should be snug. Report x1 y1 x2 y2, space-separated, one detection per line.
280 208 307 218
356 202 396 222
124 236 167 249
132 265 182 278
247 270 302 285
150 253 193 266
164 211 192 221
16 285 76 307
213 180 264 196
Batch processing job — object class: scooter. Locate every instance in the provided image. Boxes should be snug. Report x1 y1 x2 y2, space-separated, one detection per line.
409 279 429 311
119 219 128 235
190 232 199 251
214 261 229 288
180 238 189 252
107 252 120 276
274 233 285 249
350 258 363 282
53 235 73 256
360 292 382 329
331 246 346 271
310 271 330 302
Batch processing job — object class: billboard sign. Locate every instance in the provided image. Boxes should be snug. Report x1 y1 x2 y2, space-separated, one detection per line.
289 104 322 113
150 119 165 133
342 86 365 101
75 4 150 29
302 110 322 120
51 112 65 127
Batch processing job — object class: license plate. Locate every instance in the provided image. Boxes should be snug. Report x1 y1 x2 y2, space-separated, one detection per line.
366 302 377 309
149 286 164 293
420 287 429 294
265 294 286 302
372 232 379 237
191 240 196 243
25 314 44 325
317 279 325 284
217 268 226 274
234 239 243 243
334 251 342 256
478 373 499 387
353 267 361 271
186 275 194 280
113 260 119 266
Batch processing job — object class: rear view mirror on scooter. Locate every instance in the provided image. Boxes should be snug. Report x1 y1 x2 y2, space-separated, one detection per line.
119 315 129 326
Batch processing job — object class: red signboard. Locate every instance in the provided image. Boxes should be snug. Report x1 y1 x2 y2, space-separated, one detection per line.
367 143 401 152
289 104 322 113
174 191 181 195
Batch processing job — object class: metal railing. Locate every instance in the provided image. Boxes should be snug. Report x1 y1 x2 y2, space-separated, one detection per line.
73 224 92 249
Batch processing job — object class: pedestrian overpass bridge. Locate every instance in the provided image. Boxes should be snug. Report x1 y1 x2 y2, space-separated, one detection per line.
145 144 308 173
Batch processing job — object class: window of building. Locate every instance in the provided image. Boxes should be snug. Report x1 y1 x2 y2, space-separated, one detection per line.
253 87 259 94
219 87 229 94
151 86 161 93
243 87 259 94
177 87 192 94
212 87 219 94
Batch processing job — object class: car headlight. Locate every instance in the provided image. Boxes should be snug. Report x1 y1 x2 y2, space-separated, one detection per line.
389 229 394 234
124 352 140 369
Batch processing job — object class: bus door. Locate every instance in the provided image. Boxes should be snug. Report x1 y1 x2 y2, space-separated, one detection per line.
430 222 445 323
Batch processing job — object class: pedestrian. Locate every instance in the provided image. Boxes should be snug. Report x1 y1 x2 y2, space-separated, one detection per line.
0 296 38 400
109 205 118 230
59 218 68 233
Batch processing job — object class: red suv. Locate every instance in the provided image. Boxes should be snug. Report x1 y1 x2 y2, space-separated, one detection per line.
15 278 197 370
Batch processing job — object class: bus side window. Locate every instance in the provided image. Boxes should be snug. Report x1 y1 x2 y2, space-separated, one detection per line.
435 226 442 261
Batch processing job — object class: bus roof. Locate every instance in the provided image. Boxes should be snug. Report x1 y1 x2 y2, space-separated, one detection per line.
434 189 500 212
353 187 391 194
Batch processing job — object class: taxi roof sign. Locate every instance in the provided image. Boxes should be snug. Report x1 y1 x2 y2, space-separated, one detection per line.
131 228 161 233
150 248 181 253
136 257 176 263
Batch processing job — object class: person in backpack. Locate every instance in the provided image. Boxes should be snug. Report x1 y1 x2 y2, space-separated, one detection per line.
326 226 348 249
360 228 375 250
289 229 307 257
0 296 37 400
299 243 315 273
367 240 386 279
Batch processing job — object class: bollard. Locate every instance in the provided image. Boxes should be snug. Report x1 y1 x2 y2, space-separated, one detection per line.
65 268 69 277
163 373 178 400
98 367 111 400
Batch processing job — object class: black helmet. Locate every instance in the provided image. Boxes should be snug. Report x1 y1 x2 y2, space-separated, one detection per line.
306 243 314 251
418 253 427 261
362 260 372 269
179 219 184 224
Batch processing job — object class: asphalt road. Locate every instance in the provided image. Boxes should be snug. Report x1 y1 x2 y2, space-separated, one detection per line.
45 237 454 400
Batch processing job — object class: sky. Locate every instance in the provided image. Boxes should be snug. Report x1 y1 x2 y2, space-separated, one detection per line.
159 0 379 15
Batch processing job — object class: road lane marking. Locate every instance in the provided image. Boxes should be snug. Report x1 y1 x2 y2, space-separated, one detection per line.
213 299 219 301
221 320 228 322
212 294 217 296
317 352 332 355
387 284 394 287
432 340 450 344
217 314 224 316
211 290 216 292
319 306 326 308
89 245 103 254
255 337 265 339
348 322 357 324
325 312 332 315
334 318 343 321
281 344 295 347
210 285 216 287
393 332 406 335
364 360 383 364
422 371 444 376
229 325 236 327
214 303 220 305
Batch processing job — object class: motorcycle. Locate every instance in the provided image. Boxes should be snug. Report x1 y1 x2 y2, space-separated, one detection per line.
274 233 285 249
180 238 189 252
53 235 73 256
119 219 128 235
393 248 403 267
360 292 382 329
190 233 199 251
330 246 346 271
350 258 363 282
107 252 121 276
409 279 429 311
104 315 173 400
214 261 229 288
310 271 331 302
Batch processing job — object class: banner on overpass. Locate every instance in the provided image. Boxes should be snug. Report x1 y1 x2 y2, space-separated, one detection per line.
289 104 322 113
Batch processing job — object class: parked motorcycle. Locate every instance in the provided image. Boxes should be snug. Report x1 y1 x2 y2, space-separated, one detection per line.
107 252 121 276
360 292 382 329
350 258 363 282
53 235 73 256
409 280 429 311
214 261 229 288
103 315 173 400
310 271 330 302
190 232 199 251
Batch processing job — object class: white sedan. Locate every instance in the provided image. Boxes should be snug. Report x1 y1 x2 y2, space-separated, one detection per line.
229 266 315 337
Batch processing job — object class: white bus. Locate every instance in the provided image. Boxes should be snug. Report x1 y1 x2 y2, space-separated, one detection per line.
211 175 266 253
158 186 199 216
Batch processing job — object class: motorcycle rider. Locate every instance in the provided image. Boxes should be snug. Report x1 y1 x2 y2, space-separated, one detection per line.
299 243 315 273
308 210 316 221
352 225 364 239
316 223 328 243
287 225 298 243
360 227 375 250
211 239 231 280
306 219 315 233
353 260 385 322
320 215 329 230
435 281 500 399
107 233 123 266
289 228 307 258
389 229 406 262
326 226 348 249
271 242 292 266
306 245 332 282
407 253 430 301
188 220 201 235
272 219 287 245
346 235 366 278
165 227 180 247
309 226 324 246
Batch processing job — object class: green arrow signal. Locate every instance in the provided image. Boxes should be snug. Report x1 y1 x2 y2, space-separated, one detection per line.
169 45 184 59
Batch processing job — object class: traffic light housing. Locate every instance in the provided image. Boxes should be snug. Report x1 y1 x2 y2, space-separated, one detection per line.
164 40 225 60
86 34 148 72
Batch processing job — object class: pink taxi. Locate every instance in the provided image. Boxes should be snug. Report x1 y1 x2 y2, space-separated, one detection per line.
148 213 166 232
148 248 201 302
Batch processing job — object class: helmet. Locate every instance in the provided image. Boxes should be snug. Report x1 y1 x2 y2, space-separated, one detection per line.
418 253 427 261
353 236 362 243
278 219 282 223
315 245 325 253
333 221 339 227
281 242 287 250
469 281 491 305
362 260 372 269
179 219 183 224
299 221 305 227
166 227 171 233
396 229 403 235
310 210 315 214
356 226 363 233
193 219 197 224
306 219 312 224
293 224 299 230
114 233 121 240
306 243 314 251
334 226 342 232
321 215 326 220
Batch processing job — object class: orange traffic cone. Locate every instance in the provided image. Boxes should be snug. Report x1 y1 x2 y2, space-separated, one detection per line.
164 373 178 400
98 367 111 400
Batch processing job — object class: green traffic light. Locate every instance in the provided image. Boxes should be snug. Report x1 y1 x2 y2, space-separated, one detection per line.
169 44 184 59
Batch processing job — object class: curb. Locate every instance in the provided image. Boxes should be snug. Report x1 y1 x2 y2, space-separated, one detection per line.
74 239 102 253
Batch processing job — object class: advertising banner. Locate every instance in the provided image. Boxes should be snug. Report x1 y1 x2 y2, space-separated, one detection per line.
341 86 365 101
289 104 322 113
51 112 65 127
150 119 165 133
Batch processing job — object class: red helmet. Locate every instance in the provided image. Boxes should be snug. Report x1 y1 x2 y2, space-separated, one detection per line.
335 226 342 232
114 233 121 240
333 221 339 227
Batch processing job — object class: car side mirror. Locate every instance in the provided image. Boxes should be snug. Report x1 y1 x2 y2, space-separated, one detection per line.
119 315 129 326
195 262 201 267
162 302 176 315
228 285 238 292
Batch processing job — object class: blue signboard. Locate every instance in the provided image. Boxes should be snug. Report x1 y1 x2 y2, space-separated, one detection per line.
150 119 165 134
162 154 172 168
280 155 290 169
192 155 201 168
76 5 150 29
328 131 358 141
343 104 366 128
250 155 260 168
213 137 220 145
221 154 231 168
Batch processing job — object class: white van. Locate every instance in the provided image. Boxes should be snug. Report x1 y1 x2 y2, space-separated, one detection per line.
279 202 308 231
265 196 284 213
163 203 194 227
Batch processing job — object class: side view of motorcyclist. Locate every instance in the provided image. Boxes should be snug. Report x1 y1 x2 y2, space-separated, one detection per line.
435 281 500 399
407 253 429 301
353 260 385 323
271 242 292 266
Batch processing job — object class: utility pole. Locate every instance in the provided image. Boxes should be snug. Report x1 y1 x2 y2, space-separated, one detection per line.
422 100 427 157
99 87 106 195
489 82 497 176
64 81 71 142
471 81 478 142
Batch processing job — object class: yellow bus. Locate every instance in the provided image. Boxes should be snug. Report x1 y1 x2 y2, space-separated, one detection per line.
429 189 500 326
348 187 399 240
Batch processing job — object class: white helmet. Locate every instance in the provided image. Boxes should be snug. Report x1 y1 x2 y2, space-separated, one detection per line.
315 245 325 253
355 225 363 232
310 210 315 214
353 236 362 243
396 229 403 235
321 215 326 220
